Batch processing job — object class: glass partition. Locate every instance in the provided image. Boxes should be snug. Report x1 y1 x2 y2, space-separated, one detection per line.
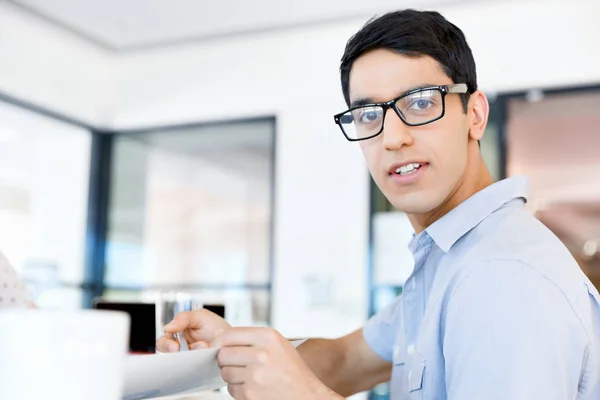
104 119 275 325
0 100 91 309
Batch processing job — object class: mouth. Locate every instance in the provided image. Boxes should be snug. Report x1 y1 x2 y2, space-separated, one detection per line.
388 162 429 177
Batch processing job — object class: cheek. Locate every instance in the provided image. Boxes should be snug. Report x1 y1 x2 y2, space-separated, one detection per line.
359 141 380 171
425 124 469 176
442 130 469 177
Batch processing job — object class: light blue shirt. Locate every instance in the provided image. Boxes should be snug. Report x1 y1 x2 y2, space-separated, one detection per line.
364 177 600 400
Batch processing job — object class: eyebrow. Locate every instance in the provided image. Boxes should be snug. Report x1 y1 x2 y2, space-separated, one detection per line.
350 83 439 108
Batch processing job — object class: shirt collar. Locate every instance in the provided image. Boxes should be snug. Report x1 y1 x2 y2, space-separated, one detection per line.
424 176 529 253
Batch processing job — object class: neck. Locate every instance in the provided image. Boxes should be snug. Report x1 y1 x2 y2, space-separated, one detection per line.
408 154 494 235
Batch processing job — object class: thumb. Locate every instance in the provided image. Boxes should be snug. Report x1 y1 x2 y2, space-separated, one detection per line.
164 311 194 333
189 341 210 350
207 328 227 348
164 309 212 334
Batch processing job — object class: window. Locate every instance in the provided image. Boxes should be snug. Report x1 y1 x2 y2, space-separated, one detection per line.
103 118 275 326
0 101 91 309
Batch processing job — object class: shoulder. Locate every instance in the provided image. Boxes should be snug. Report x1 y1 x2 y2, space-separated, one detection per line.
479 204 571 259
450 258 564 300
460 203 570 261
444 259 588 342
450 202 584 293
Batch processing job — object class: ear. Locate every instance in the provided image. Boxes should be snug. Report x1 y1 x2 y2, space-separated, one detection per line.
468 91 490 141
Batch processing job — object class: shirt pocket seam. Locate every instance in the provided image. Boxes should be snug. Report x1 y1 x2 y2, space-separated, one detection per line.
408 352 426 393
393 345 406 366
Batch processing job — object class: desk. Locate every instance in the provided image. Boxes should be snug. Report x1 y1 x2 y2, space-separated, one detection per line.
157 391 232 400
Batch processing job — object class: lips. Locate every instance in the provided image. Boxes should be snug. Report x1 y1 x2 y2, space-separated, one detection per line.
387 161 429 176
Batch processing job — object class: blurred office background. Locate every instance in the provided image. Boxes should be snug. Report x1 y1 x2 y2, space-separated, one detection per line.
0 0 599 397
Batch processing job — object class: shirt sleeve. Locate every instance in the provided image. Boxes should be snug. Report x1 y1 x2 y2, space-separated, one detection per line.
363 295 403 362
0 251 30 308
443 259 588 400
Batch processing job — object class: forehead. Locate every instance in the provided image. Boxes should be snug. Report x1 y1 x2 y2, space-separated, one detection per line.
348 49 451 103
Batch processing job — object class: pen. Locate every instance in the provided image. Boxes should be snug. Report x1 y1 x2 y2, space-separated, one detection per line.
175 331 189 351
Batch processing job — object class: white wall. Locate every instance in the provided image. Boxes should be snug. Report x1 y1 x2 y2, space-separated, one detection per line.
451 2 600 93
0 2 114 126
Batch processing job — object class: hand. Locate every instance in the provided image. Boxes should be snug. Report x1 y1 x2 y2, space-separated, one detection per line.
156 309 231 352
214 327 341 400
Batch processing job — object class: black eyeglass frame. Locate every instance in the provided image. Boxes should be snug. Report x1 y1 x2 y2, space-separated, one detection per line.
333 83 469 142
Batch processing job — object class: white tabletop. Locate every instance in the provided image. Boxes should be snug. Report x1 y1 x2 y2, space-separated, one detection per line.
156 391 232 400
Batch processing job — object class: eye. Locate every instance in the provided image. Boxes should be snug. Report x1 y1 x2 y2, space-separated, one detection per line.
400 89 440 113
409 98 434 111
361 111 379 122
357 107 383 124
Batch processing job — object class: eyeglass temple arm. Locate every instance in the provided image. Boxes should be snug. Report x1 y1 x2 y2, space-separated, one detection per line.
446 83 468 93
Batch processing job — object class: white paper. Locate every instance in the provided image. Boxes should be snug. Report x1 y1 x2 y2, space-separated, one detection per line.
122 339 307 400
122 348 225 400
289 339 307 348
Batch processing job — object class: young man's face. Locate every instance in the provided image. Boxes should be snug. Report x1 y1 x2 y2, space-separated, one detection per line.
348 49 480 215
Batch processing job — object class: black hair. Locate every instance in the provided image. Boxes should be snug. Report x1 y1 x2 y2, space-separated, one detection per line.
340 9 477 112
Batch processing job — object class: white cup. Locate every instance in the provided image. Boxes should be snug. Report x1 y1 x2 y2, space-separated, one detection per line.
0 309 130 400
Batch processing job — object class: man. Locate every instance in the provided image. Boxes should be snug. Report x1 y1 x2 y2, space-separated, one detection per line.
158 10 600 399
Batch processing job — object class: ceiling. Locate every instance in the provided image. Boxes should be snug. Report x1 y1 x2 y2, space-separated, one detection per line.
11 0 477 51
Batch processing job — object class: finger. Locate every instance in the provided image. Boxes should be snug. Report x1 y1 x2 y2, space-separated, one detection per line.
163 311 197 333
183 327 222 346
227 383 245 400
156 335 180 352
165 309 220 333
217 346 262 367
189 341 209 350
221 366 246 385
213 327 280 348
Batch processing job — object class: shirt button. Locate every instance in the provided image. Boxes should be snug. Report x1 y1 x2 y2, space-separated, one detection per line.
407 344 415 355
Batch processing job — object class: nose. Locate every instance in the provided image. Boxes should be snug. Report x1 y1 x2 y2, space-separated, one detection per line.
382 108 413 151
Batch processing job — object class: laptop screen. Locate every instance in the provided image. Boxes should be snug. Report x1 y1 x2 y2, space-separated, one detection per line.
95 301 156 353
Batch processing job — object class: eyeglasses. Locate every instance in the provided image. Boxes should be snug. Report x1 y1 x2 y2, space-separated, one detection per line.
333 84 468 142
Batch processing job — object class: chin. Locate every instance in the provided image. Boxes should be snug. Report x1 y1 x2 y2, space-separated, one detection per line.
393 202 436 215
388 191 441 215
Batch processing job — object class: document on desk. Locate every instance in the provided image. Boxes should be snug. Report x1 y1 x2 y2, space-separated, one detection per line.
122 340 307 400
122 348 225 400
